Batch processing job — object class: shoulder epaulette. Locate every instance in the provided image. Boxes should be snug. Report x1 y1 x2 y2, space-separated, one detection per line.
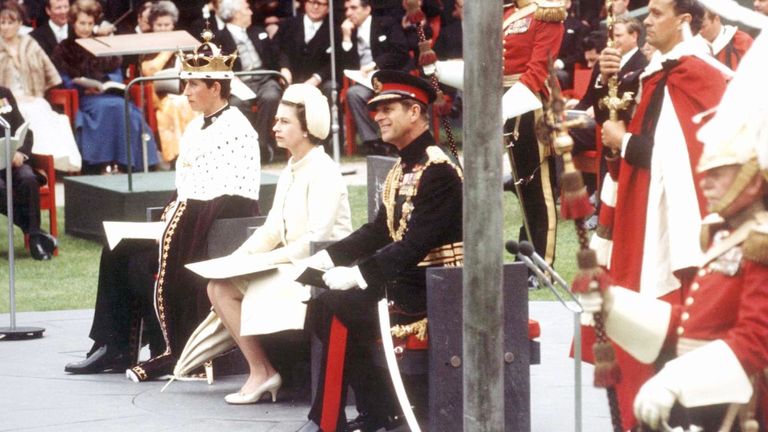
743 212 768 265
534 0 567 22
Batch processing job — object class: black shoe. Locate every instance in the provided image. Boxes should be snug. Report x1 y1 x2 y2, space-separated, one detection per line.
345 413 402 432
29 232 56 261
64 345 131 374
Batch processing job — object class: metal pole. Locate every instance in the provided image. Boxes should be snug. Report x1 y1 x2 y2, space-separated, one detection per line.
463 1 505 431
0 117 44 340
328 0 341 163
2 119 15 330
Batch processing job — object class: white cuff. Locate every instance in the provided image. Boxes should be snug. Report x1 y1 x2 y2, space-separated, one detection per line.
434 60 464 90
604 286 671 363
502 82 542 120
599 173 617 207
352 265 368 290
589 234 613 268
664 340 753 407
620 133 632 158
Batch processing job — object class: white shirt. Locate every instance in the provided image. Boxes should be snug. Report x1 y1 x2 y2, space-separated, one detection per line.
303 14 322 44
48 21 68 43
356 15 373 66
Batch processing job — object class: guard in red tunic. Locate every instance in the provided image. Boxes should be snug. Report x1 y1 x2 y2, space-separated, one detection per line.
579 119 768 431
599 0 729 429
500 0 565 267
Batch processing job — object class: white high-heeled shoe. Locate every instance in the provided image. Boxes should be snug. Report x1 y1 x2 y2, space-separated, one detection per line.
224 373 282 405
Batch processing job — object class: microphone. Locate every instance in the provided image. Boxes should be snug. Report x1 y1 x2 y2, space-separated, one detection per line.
518 241 570 290
506 240 583 313
505 240 556 290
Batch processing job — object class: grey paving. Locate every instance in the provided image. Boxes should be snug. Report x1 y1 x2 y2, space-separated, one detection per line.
0 303 611 431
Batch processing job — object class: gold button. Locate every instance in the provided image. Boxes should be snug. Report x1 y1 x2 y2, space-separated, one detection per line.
691 282 700 291
681 312 690 321
676 326 684 336
685 297 694 306
697 269 706 277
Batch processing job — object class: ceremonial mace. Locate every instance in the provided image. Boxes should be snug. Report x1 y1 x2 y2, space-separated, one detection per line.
599 0 634 148
0 116 44 340
536 58 623 432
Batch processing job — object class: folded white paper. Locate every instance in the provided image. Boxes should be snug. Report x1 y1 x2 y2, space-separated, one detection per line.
103 221 165 250
230 77 257 101
344 69 374 90
185 254 278 279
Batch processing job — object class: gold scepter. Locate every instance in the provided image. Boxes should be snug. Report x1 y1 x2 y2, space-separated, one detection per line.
598 0 634 134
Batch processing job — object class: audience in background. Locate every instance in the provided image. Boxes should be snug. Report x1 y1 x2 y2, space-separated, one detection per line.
0 0 79 172
29 0 70 57
51 0 158 174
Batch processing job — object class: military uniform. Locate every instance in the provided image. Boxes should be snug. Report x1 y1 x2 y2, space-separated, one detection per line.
306 131 463 430
502 0 565 265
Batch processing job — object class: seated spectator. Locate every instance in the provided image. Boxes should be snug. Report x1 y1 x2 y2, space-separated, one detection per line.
296 70 463 432
0 86 57 261
696 8 753 70
29 0 71 58
274 0 334 150
756 0 768 15
206 83 352 404
433 0 462 61
0 1 80 172
140 0 195 165
338 0 408 155
65 36 262 377
217 0 283 163
51 0 159 174
555 0 590 89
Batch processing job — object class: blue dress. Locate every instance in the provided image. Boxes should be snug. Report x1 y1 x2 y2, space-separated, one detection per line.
60 68 158 170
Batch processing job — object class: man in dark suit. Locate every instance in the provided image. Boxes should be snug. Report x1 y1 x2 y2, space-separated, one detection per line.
339 0 409 155
571 17 647 155
216 0 282 162
29 0 71 58
556 0 590 89
0 87 57 261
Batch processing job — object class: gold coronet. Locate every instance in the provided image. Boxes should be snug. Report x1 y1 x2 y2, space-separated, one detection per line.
178 29 237 78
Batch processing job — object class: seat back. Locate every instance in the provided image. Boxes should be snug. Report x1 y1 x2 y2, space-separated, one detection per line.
29 154 58 246
47 89 79 128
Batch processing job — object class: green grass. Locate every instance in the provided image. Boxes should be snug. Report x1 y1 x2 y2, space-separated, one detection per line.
0 184 578 313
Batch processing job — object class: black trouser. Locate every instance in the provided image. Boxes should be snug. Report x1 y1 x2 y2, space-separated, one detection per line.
306 289 399 431
0 163 42 235
232 77 283 161
89 241 164 357
506 110 558 265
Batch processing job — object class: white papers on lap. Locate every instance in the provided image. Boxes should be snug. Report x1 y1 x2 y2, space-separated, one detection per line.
343 69 374 90
185 254 278 279
103 221 164 250
230 77 257 101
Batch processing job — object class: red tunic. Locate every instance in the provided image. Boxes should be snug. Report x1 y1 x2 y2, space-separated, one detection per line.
606 54 728 430
665 231 768 428
502 6 564 97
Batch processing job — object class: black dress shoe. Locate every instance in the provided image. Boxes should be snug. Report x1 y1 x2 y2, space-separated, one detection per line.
29 232 56 261
64 345 131 374
294 420 320 432
345 413 402 432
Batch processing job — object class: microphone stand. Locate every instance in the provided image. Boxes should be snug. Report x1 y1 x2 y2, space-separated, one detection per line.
0 116 44 340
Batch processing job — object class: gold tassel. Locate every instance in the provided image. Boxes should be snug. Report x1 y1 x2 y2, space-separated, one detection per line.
593 341 622 387
743 227 768 265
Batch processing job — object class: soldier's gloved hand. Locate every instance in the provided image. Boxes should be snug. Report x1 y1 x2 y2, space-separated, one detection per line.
633 371 679 431
301 250 335 271
323 266 367 290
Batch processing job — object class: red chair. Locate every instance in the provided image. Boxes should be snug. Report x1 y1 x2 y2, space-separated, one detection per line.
24 154 58 256
571 67 593 101
47 88 79 128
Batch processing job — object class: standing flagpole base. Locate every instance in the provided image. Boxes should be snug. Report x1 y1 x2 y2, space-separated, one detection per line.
0 326 45 340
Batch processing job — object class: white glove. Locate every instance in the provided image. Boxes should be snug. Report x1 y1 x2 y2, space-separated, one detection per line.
633 372 679 431
323 266 367 290
302 250 334 270
502 82 542 121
